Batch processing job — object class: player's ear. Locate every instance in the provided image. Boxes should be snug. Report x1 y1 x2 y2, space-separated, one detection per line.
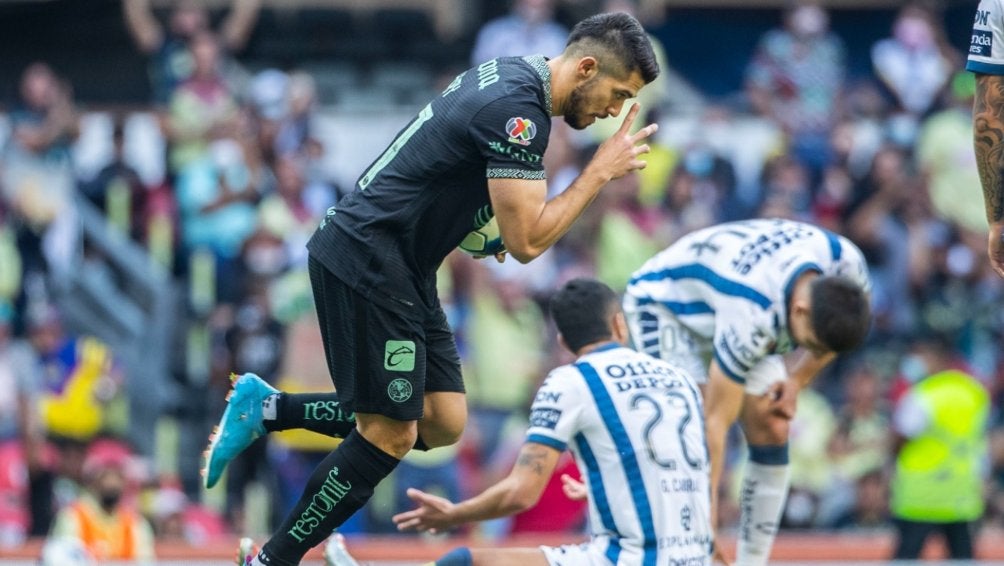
790 301 813 343
792 298 811 319
576 56 599 80
611 311 629 345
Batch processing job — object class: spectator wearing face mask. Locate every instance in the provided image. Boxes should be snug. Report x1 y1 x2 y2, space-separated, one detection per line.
872 4 959 120
47 440 155 564
745 1 846 180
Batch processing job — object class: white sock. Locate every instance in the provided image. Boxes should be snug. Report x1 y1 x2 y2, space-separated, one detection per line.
735 461 790 566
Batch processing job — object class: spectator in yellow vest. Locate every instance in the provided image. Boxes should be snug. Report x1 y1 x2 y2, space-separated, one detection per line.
48 441 155 563
890 333 989 559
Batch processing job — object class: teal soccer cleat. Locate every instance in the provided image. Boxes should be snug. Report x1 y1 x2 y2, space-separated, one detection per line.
203 373 278 489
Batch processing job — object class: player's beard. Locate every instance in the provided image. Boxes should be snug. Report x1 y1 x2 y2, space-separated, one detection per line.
563 77 597 130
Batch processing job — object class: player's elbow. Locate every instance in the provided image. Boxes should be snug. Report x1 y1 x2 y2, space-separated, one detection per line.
505 243 543 264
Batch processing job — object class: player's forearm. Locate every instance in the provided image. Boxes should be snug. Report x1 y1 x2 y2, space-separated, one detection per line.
511 168 607 262
974 74 1004 226
450 476 534 524
704 411 729 529
788 350 836 389
450 444 554 524
703 362 747 529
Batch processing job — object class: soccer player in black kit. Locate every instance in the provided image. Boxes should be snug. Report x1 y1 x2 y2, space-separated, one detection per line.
205 12 661 566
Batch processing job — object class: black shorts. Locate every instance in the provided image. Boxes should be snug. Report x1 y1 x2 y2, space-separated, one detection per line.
308 256 464 421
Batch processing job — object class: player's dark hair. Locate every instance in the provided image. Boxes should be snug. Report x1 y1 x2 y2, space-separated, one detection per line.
565 12 659 84
809 276 871 353
549 278 620 353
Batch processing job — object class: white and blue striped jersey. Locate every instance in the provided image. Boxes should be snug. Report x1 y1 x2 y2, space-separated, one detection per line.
968 0 1004 74
526 343 711 566
624 219 870 384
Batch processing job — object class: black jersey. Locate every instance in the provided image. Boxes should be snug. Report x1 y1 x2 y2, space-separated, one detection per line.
308 55 552 319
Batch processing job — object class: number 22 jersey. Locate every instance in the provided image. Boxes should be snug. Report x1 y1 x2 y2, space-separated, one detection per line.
526 343 712 566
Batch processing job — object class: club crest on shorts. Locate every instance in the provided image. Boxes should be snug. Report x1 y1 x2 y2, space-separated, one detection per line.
387 378 413 403
506 117 537 146
384 340 415 372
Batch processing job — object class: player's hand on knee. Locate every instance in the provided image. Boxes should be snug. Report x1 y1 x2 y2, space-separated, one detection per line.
588 103 658 180
560 474 587 501
765 380 799 420
392 487 456 534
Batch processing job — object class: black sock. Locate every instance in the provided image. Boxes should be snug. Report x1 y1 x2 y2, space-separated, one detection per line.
261 430 399 563
262 392 356 438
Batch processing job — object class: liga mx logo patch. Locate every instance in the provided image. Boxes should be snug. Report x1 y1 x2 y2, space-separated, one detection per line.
506 117 537 146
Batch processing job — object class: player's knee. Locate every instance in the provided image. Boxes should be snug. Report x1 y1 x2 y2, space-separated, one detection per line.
379 429 420 458
356 415 418 458
759 416 789 445
742 412 789 445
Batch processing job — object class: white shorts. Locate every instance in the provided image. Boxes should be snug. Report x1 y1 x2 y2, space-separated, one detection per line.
623 297 787 396
540 541 612 566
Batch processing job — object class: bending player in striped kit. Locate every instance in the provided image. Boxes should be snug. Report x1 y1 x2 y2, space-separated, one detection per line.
623 219 871 565
394 278 712 566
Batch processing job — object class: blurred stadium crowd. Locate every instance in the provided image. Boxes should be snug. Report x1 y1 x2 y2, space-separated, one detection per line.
0 0 1001 559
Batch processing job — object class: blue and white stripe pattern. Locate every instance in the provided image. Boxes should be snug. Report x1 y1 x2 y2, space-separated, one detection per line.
625 219 870 384
525 344 712 565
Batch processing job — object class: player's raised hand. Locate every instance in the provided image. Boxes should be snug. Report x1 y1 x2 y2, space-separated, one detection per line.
560 473 588 501
586 103 658 181
392 487 456 534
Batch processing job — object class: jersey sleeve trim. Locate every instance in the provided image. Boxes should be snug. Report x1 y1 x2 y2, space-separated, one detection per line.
521 55 553 116
713 348 747 385
782 261 822 316
526 434 567 452
823 230 842 261
635 296 715 316
629 264 772 309
487 168 546 180
968 60 1004 74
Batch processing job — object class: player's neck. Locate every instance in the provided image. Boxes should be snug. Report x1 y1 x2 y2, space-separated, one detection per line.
576 340 620 357
547 56 567 117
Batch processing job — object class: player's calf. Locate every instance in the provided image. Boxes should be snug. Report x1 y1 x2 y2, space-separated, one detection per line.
263 429 401 564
